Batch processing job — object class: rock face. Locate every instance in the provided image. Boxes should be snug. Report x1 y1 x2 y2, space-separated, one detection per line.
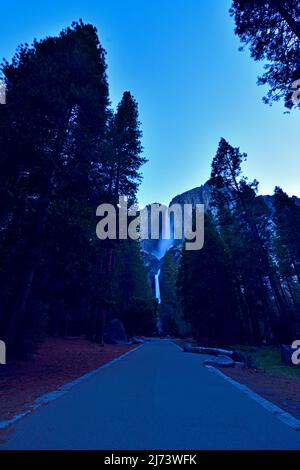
170 184 300 232
104 319 128 345
141 182 300 267
141 183 212 260
141 250 160 278
169 182 212 211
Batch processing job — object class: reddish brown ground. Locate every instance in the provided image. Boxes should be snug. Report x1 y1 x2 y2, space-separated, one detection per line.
219 366 300 420
0 337 137 424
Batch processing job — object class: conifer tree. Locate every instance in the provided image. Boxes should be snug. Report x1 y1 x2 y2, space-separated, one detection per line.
273 187 300 285
157 249 189 337
230 0 300 107
0 22 152 357
178 214 240 345
109 91 147 202
210 138 292 342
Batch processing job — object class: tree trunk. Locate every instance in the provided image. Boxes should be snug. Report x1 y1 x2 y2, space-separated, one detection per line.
285 277 298 313
272 0 300 40
5 268 35 353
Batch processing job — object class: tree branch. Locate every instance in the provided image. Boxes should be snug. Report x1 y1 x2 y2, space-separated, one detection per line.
271 0 300 40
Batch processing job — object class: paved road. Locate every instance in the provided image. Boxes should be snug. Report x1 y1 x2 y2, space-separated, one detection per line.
1 340 300 450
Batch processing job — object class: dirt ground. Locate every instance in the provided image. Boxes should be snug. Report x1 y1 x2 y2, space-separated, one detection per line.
219 365 300 420
0 337 137 424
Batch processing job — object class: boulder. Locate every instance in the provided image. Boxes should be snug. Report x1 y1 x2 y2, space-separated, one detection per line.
104 319 128 345
204 355 235 368
129 337 145 345
231 351 245 362
183 343 193 352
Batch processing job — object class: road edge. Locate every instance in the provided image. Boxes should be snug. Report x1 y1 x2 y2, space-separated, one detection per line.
174 341 300 432
0 343 145 431
205 365 300 432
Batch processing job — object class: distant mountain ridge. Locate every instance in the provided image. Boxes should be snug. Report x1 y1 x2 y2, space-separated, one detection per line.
142 182 300 262
170 183 300 211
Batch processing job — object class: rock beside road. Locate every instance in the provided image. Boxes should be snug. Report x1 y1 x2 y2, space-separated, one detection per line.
128 337 146 345
104 319 128 345
183 343 241 360
183 343 193 353
203 355 235 368
280 344 300 366
183 342 246 367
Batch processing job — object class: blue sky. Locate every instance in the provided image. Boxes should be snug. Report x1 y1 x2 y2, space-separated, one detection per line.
1 0 299 205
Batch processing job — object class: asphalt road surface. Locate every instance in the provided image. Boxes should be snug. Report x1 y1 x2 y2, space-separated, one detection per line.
1 340 300 449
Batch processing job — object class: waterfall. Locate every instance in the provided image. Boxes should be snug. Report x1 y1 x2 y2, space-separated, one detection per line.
144 205 175 260
155 269 161 304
